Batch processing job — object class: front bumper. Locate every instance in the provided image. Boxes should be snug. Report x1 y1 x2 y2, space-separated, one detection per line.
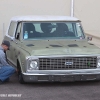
22 69 100 82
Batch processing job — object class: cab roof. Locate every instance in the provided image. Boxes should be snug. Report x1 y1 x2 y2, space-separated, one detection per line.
11 15 80 22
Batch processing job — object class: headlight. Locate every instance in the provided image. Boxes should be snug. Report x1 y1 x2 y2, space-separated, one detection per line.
30 61 38 69
28 60 39 70
97 57 100 68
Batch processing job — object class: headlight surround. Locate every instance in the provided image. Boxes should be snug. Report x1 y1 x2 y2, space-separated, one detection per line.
28 60 39 70
97 57 100 68
26 57 39 71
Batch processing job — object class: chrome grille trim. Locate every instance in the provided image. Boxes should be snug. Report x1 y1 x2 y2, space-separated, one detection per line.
39 56 97 70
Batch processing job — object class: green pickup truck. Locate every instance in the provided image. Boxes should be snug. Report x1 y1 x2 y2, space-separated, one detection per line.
3 15 100 84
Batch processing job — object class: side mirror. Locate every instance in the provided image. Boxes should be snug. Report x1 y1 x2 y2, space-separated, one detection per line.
87 36 92 41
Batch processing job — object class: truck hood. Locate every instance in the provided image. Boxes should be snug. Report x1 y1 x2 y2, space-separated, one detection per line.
22 40 100 56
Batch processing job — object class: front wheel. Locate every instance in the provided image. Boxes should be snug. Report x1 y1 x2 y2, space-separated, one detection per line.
18 72 25 84
17 61 25 84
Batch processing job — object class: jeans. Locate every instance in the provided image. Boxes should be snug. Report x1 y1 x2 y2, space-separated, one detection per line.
0 66 16 82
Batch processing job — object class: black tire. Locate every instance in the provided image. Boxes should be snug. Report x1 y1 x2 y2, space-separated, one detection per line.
17 61 25 84
18 72 25 84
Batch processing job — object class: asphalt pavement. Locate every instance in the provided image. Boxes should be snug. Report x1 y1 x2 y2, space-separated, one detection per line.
0 73 100 100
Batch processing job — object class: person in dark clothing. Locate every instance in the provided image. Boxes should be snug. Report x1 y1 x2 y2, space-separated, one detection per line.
0 41 15 84
54 23 75 37
40 23 53 37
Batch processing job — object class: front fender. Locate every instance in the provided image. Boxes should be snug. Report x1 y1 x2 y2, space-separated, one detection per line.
17 49 30 73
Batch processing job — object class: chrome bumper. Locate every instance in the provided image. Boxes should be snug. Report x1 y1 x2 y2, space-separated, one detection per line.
22 69 100 82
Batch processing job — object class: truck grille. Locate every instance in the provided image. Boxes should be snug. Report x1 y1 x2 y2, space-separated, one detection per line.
39 57 97 70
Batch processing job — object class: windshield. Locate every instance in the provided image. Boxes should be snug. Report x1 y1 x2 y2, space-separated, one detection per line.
23 22 85 40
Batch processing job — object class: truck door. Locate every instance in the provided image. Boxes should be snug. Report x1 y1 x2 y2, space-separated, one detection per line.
6 21 17 66
12 22 22 65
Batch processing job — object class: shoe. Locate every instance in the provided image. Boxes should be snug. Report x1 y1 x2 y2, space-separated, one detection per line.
0 80 3 84
0 78 10 84
4 78 10 82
